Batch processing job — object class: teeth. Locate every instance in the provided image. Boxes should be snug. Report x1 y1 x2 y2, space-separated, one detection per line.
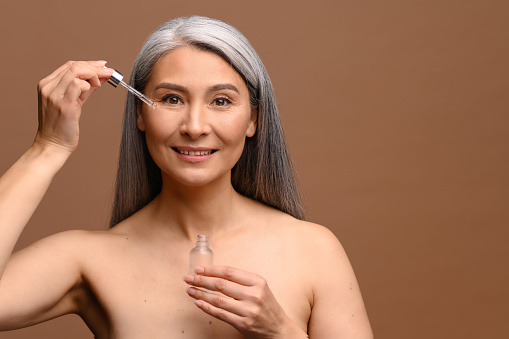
178 149 212 156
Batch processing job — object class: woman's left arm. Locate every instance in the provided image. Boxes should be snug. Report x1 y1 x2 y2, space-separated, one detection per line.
184 265 307 338
306 226 373 338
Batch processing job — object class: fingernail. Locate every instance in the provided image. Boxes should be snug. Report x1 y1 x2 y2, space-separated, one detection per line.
94 60 108 66
103 67 114 75
187 287 196 296
195 267 205 274
184 275 195 283
194 300 203 307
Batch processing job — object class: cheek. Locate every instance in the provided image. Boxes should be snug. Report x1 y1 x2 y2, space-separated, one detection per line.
142 118 179 164
218 112 254 144
143 113 177 141
218 118 251 168
223 121 244 141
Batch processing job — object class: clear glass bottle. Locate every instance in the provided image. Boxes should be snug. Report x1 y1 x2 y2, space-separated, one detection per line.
189 235 214 274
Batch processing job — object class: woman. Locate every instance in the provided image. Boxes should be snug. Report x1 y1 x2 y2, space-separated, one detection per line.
0 16 372 338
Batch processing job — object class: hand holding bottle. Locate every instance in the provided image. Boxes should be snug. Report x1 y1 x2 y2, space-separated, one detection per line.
184 266 307 338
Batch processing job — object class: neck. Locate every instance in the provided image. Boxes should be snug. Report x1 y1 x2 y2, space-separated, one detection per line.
150 173 245 240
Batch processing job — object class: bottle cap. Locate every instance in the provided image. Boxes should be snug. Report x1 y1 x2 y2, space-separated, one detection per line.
107 69 124 87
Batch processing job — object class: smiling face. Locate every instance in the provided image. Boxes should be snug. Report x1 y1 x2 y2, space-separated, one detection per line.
137 46 257 188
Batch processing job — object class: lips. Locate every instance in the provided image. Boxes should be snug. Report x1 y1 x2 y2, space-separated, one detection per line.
171 147 217 162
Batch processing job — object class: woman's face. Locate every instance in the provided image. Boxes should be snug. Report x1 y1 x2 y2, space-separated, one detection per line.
138 46 257 188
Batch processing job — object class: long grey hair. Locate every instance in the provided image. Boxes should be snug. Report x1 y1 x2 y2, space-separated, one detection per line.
109 16 306 227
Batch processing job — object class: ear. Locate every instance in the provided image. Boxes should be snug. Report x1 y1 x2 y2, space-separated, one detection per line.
246 108 258 137
136 103 146 131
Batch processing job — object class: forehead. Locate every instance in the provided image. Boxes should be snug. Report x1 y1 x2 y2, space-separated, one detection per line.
148 46 246 90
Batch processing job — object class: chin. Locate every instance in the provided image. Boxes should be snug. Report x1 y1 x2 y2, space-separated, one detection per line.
179 178 213 187
163 170 228 188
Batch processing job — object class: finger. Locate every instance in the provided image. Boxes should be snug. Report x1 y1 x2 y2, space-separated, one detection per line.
62 78 91 106
66 62 102 87
41 60 75 86
196 266 260 286
79 66 114 102
59 61 111 86
184 274 248 300
187 287 247 317
52 63 109 99
194 299 246 330
38 62 74 100
40 60 107 89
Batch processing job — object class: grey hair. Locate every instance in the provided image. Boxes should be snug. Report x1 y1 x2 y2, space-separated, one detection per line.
110 16 306 227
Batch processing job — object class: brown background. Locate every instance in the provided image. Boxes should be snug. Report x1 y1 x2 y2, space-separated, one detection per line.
0 0 508 338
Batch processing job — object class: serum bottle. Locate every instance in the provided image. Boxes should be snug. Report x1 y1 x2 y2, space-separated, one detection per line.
189 235 214 274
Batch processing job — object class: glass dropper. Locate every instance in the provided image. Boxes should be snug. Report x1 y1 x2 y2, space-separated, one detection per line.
107 69 156 108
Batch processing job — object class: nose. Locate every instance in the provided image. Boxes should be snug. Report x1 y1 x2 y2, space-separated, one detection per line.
179 103 212 139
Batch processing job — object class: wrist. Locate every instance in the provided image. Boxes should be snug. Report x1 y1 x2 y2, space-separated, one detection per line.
24 141 71 177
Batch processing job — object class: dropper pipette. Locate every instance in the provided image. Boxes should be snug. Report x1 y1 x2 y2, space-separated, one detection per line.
107 69 156 108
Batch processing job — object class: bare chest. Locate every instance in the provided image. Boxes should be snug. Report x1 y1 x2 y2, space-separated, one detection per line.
82 240 311 338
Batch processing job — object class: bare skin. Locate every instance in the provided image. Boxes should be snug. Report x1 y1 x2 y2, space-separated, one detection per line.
0 48 373 338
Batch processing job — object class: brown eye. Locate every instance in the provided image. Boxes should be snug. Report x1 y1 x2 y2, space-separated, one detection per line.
162 95 182 105
213 98 231 106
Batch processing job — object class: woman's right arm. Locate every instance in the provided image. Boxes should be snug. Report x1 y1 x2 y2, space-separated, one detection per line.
0 61 113 329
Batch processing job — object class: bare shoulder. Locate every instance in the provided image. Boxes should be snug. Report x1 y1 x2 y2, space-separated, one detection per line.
15 229 104 257
253 203 345 257
284 218 348 267
35 226 129 247
288 218 343 249
21 224 133 263
31 206 156 266
245 200 350 273
264 215 373 337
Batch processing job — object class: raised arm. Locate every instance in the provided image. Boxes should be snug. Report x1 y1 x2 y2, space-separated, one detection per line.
0 61 113 330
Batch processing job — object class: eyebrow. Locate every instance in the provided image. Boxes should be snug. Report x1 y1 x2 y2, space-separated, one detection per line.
154 82 240 94
208 84 240 94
